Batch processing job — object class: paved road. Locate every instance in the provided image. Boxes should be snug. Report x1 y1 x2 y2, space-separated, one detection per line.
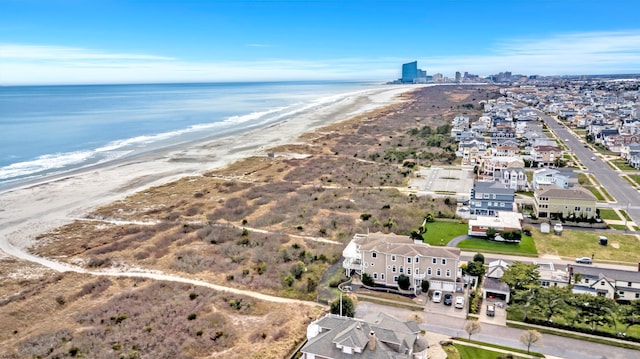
357 301 639 359
535 110 640 225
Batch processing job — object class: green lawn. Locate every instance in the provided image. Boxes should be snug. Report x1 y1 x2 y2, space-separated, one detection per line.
620 210 632 221
457 235 538 256
585 186 606 201
609 224 628 231
627 174 640 186
453 344 519 359
532 227 640 263
612 159 638 171
598 208 621 220
422 221 468 246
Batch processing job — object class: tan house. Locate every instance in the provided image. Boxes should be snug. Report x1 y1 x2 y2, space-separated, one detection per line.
534 186 597 219
343 232 461 294
531 145 561 165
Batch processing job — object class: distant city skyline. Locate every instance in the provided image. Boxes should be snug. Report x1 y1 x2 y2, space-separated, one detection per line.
1 0 640 85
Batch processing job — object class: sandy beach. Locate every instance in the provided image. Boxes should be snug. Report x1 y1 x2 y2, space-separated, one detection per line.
0 85 420 269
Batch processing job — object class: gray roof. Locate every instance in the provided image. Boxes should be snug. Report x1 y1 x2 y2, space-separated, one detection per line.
572 265 640 283
537 186 596 201
301 313 427 359
483 277 510 294
358 232 460 259
473 180 516 195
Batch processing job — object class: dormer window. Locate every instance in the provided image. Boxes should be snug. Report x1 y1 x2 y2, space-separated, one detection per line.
372 252 377 258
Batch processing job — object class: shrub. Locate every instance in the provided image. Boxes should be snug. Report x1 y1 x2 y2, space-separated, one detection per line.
361 273 375 286
187 313 197 320
397 274 410 290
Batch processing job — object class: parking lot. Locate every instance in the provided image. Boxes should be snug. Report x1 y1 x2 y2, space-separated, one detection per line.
423 290 468 319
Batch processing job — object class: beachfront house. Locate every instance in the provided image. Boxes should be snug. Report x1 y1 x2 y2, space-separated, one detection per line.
533 186 597 219
300 312 429 359
342 232 462 294
469 181 516 216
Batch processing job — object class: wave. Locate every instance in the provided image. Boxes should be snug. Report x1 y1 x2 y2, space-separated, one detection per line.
0 85 377 185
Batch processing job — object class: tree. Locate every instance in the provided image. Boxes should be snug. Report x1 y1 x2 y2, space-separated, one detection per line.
500 261 540 293
519 329 542 353
530 286 570 322
397 274 410 290
421 280 430 293
466 261 485 277
464 320 481 341
330 294 356 317
485 227 497 239
620 299 640 335
361 272 375 287
410 230 423 241
472 253 485 264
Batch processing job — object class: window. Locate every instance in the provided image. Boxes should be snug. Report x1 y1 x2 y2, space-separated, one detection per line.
393 276 398 282
585 278 589 284
619 291 625 295
442 258 447 265
600 281 605 286
483 193 489 199
407 268 412 275
373 273 378 279
636 293 639 299
427 268 432 275
432 258 437 264
370 262 374 267
500 202 505 207
407 257 411 264
415 268 419 274
392 265 396 273
399 266 404 274
391 255 396 261
628 282 632 287
492 194 496 199
574 206 580 211
541 281 549 287
445 269 451 277
586 207 592 212
381 274 385 280
415 256 419 263
436 268 441 276
372 252 377 258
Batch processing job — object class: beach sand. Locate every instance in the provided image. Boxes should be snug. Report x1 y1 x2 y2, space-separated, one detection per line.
0 85 421 269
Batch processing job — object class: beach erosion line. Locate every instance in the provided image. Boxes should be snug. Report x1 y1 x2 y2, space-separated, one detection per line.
0 85 423 270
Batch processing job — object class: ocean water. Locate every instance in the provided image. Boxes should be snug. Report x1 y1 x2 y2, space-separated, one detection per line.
0 81 380 189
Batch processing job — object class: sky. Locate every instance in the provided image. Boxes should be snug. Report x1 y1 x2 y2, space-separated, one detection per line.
1 0 640 85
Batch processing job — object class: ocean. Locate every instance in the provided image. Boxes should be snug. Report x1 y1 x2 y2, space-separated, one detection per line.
0 81 382 189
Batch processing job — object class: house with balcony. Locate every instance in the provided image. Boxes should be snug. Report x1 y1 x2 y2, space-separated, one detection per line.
494 167 527 191
468 211 523 237
342 232 462 294
534 186 597 219
300 312 429 359
569 265 640 301
531 145 561 166
531 168 578 190
469 181 516 216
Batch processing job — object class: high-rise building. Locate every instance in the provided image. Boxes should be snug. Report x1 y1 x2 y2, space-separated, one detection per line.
401 61 419 83
455 71 461 83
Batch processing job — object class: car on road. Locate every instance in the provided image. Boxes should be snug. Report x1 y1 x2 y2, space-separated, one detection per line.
455 296 465 309
432 290 442 303
576 256 593 264
487 305 495 317
443 293 453 306
591 156 596 161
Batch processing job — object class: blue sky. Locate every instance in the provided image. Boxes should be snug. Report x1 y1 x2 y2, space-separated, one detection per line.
2 0 640 84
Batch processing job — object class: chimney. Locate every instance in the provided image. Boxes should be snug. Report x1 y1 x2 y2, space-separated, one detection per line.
369 331 376 351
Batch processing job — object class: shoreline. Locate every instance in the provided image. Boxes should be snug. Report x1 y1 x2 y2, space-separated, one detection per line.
0 84 423 265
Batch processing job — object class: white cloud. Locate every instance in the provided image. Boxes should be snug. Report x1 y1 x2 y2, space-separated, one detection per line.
420 30 640 76
2 30 640 85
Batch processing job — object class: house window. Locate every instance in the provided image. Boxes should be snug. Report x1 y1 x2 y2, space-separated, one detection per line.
445 269 451 277
381 274 385 280
500 202 505 207
415 268 419 274
586 207 592 212
393 276 398 282
541 281 549 287
436 268 441 276
432 258 437 264
442 258 447 265
427 268 432 275
628 282 632 287
373 273 378 279
370 262 374 267
492 194 497 199
574 207 580 211
619 291 625 295
399 266 404 274
415 256 419 263
408 268 412 275
391 255 396 261
407 257 412 264
585 279 589 284
372 252 377 258
392 265 396 273
636 293 639 299
601 281 605 285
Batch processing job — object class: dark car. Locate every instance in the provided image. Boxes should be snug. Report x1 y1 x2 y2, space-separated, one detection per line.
443 293 453 306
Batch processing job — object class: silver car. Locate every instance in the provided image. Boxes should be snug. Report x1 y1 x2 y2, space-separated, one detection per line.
576 257 592 264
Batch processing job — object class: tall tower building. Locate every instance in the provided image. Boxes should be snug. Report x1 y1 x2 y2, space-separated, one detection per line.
455 71 462 83
402 61 419 83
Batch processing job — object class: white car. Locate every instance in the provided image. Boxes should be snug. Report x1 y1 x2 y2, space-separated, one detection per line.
576 257 593 264
432 290 442 303
455 296 465 309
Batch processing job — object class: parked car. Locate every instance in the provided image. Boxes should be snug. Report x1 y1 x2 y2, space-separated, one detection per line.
455 296 465 309
576 256 593 264
443 293 453 306
487 305 495 317
591 156 596 161
432 290 442 303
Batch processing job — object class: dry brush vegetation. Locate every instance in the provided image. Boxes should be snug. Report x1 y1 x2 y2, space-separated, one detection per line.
3 85 500 357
